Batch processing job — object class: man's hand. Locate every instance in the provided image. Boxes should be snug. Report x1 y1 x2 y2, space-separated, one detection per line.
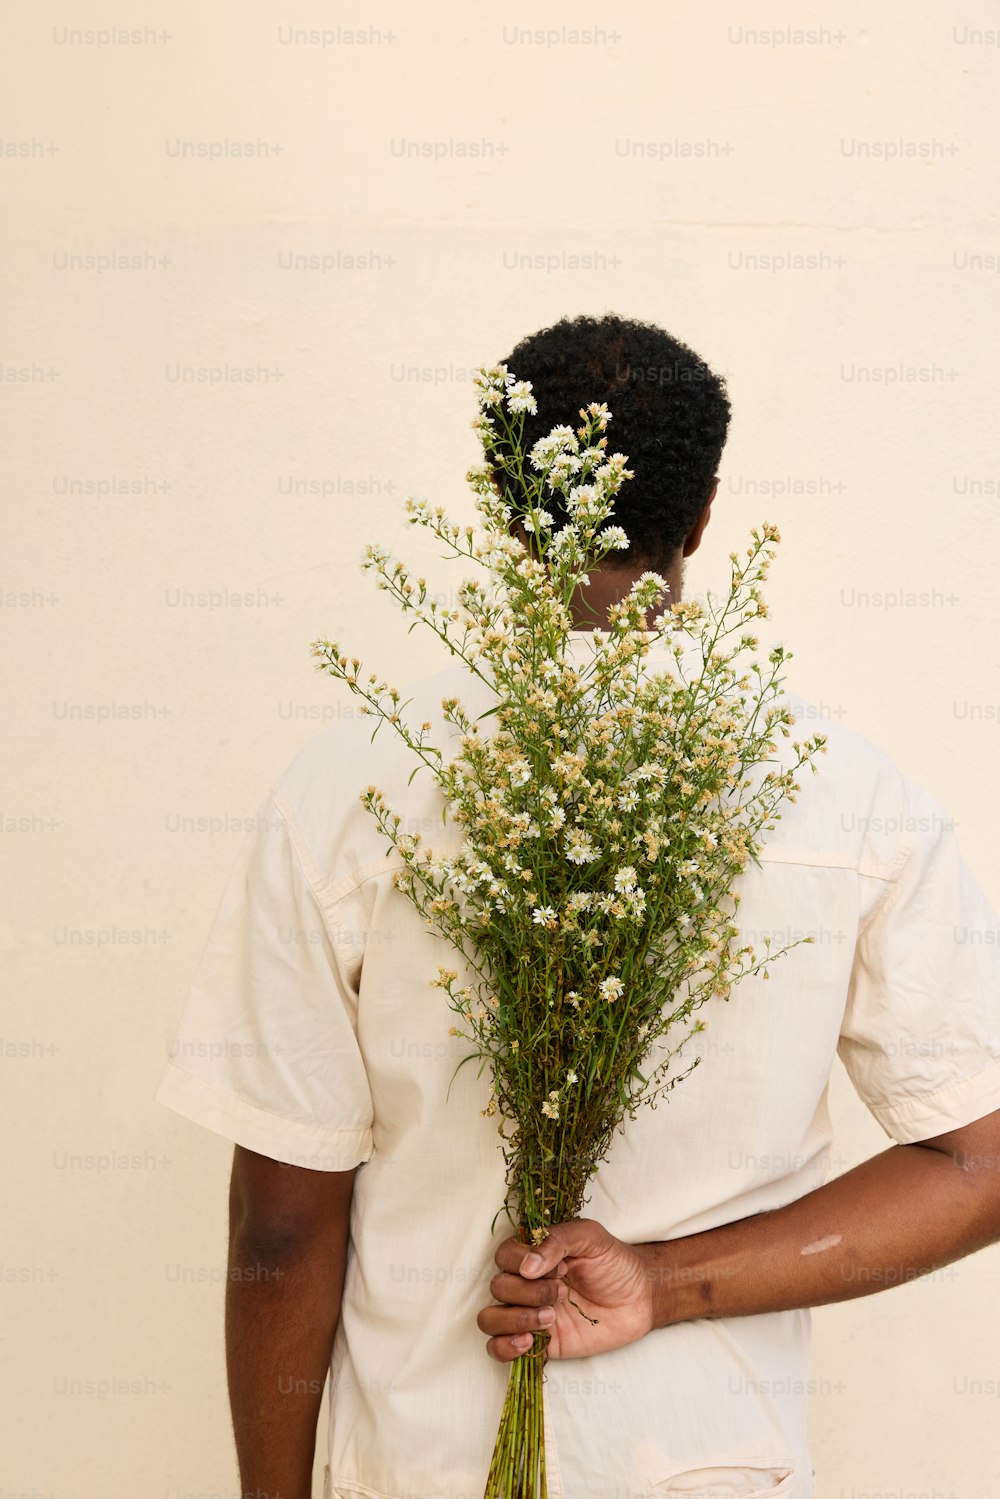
478 1111 1000 1365
477 1218 655 1363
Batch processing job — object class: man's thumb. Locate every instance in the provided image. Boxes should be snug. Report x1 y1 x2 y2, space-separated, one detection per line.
519 1218 605 1276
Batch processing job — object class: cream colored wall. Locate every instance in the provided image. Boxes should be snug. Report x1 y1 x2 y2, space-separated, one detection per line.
4 2 999 1495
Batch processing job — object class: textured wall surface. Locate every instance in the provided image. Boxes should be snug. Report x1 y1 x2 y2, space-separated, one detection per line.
4 2 999 1495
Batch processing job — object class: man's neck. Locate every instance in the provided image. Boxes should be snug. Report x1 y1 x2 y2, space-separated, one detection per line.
567 560 684 632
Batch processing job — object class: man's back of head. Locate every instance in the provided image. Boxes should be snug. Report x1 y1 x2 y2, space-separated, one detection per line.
495 311 732 581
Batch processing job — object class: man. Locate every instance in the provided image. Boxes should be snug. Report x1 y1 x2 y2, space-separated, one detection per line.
156 313 1000 1499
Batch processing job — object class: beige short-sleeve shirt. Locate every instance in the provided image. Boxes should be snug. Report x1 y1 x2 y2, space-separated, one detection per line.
156 633 1000 1499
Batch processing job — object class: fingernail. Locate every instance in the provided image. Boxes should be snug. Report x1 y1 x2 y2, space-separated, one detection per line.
522 1253 542 1274
514 1334 533 1350
538 1307 555 1326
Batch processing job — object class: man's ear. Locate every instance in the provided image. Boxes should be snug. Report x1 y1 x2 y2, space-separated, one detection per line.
681 478 719 558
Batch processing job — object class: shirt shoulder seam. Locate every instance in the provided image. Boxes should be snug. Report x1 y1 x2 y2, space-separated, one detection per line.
269 793 923 928
269 789 405 914
755 848 897 879
856 782 947 936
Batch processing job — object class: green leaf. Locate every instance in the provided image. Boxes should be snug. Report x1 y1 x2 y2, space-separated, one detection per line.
446 1050 482 1103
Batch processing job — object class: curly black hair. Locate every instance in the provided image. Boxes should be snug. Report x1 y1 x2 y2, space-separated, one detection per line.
493 312 731 576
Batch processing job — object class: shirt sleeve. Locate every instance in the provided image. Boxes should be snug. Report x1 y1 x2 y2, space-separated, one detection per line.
154 789 375 1170
837 775 1000 1144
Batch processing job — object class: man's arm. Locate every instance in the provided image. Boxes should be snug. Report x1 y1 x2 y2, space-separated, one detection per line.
648 1108 1000 1327
226 1146 358 1499
477 1108 1000 1362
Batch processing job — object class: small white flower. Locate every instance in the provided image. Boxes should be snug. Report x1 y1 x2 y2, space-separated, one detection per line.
528 426 578 469
566 1071 578 1084
598 975 625 1003
532 905 558 926
566 484 599 516
565 831 599 865
506 380 537 414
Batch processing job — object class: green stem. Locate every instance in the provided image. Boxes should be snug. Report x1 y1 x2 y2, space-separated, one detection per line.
483 1330 550 1499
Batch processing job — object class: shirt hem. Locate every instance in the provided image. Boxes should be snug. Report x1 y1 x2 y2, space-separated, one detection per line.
865 1054 1000 1143
154 1060 374 1169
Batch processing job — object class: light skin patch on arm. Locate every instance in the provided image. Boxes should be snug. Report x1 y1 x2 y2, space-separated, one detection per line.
800 1233 843 1255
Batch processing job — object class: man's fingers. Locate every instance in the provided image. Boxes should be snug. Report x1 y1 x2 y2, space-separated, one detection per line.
493 1236 536 1273
486 1332 538 1364
494 1218 606 1276
494 1237 569 1278
477 1300 557 1338
489 1270 567 1308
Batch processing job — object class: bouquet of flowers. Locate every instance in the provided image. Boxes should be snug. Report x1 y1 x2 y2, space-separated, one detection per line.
309 364 827 1499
